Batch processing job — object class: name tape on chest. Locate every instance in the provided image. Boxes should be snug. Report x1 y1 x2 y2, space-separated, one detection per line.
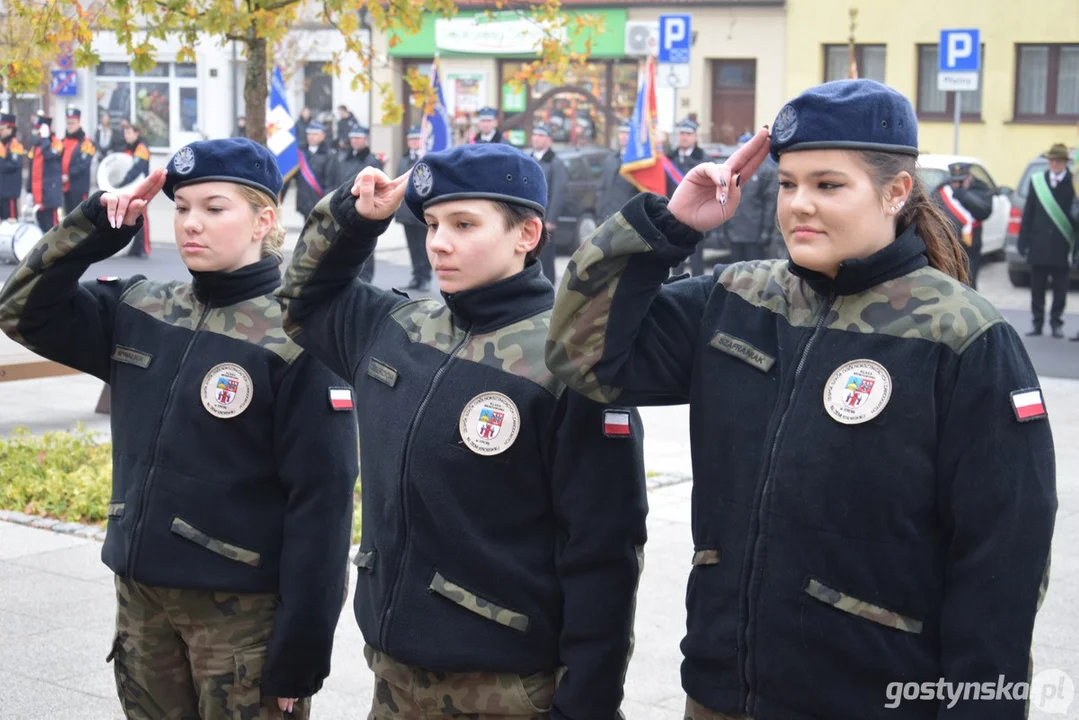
822 359 892 425
329 387 354 411
201 363 253 419
459 391 520 456
603 409 633 438
1010 388 1047 423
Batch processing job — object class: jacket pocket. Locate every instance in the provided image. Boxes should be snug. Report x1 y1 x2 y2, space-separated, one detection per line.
428 571 530 633
353 549 376 572
691 548 720 567
170 517 261 568
804 577 923 634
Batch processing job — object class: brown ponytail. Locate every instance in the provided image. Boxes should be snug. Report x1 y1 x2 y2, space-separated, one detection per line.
856 151 970 285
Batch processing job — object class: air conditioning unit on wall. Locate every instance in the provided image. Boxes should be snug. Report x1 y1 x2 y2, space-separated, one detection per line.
624 21 658 58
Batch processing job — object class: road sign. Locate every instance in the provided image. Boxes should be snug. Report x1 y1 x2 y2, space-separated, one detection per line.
50 70 77 97
658 14 691 65
658 63 690 89
938 72 979 92
939 29 980 72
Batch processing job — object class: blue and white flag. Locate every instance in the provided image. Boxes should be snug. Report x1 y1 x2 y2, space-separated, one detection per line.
421 57 453 155
266 66 299 192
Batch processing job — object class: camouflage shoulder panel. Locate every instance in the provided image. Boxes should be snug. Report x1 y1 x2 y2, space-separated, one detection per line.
124 285 302 363
122 280 202 331
203 294 303 364
461 310 564 397
390 298 466 354
275 192 338 337
827 266 1003 354
715 259 823 329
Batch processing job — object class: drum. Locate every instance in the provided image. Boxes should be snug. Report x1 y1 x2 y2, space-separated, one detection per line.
0 219 43 264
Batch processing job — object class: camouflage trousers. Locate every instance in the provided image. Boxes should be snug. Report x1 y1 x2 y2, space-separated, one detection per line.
364 645 555 719
684 697 754 720
107 575 311 720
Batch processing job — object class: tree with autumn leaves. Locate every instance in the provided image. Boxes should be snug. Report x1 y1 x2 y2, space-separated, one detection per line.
3 0 605 145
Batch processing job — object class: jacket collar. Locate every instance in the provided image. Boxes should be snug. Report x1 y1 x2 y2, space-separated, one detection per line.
787 224 929 297
441 260 552 333
191 256 281 307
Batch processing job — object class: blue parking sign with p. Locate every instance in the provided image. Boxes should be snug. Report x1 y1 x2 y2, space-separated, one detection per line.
939 29 980 72
659 14 691 64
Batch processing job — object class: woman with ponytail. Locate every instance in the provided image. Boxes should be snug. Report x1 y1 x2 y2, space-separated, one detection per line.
547 79 1056 719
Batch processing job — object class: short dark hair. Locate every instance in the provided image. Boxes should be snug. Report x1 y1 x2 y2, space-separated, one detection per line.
494 201 547 262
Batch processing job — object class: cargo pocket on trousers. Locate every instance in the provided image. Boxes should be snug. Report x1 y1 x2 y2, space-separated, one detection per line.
231 645 267 716
513 670 556 714
105 632 129 706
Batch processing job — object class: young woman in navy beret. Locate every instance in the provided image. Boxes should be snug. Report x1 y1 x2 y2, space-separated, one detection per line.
0 137 359 719
547 79 1056 719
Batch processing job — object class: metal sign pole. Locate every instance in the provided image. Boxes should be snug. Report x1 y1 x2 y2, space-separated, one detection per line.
953 91 962 154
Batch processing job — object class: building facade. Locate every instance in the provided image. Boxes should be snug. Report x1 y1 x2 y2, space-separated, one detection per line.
785 0 1079 186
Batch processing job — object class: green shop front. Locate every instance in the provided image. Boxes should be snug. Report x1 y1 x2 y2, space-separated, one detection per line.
388 8 638 148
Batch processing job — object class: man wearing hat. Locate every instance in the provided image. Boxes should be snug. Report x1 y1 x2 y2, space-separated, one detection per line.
722 131 781 264
1018 142 1079 338
26 113 64 232
394 125 431 290
116 123 152 257
60 108 97 215
667 118 708 275
529 123 568 283
597 120 638 223
932 161 992 289
332 125 382 283
296 121 336 220
0 113 25 221
470 107 505 145
275 141 647 720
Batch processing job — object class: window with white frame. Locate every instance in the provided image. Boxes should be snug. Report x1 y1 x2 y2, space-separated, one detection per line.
95 62 198 148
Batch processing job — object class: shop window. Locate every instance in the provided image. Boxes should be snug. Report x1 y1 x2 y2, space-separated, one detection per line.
95 62 195 148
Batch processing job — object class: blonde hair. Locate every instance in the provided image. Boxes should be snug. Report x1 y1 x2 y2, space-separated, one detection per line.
234 184 286 263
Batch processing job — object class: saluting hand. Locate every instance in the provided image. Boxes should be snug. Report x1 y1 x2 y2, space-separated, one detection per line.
668 127 771 232
351 167 410 221
99 167 167 229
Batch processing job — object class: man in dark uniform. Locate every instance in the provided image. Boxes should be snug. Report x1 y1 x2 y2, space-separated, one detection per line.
1018 142 1079 338
60 108 97 215
469 107 505 144
26 113 64 232
530 123 567 284
723 133 779 263
0 113 25 220
597 121 637 223
296 122 335 220
394 125 431 291
335 105 358 151
117 124 151 257
275 142 647 719
667 118 708 275
333 126 383 283
933 162 993 290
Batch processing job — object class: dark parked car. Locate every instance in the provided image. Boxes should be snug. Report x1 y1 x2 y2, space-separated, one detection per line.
550 146 609 254
1004 153 1079 287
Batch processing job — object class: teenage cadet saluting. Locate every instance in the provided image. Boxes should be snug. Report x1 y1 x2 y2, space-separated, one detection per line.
275 142 648 719
60 108 97 215
26 113 64 231
0 113 24 220
547 80 1056 719
0 138 358 720
932 161 992 289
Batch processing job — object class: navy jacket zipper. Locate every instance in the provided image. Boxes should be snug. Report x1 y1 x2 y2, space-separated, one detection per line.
126 301 212 577
742 289 835 714
379 324 474 652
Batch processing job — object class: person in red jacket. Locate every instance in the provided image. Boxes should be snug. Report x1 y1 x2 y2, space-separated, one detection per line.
60 107 97 214
26 113 64 231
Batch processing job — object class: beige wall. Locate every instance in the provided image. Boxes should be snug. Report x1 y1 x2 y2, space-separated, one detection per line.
628 6 787 142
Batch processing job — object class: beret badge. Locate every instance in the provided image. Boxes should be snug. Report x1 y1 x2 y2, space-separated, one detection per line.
773 104 798 144
412 162 434 198
173 146 196 175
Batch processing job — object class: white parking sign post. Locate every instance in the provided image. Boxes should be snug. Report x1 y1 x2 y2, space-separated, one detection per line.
938 29 980 154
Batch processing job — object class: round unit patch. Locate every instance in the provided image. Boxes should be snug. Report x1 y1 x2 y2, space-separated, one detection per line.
458 391 520 456
773 104 798 143
822 359 892 425
172 146 196 175
412 162 433 197
201 363 254 419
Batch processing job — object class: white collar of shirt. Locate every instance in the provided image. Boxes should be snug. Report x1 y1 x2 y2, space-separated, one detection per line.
481 132 495 141
1050 170 1066 185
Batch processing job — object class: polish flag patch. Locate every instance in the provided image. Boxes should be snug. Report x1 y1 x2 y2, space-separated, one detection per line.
603 409 632 437
1010 388 1047 422
328 387 354 411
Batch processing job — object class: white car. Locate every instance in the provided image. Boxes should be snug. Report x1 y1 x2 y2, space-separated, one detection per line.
915 154 1013 258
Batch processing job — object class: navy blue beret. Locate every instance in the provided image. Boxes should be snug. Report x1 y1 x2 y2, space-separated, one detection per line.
770 79 918 162
404 143 547 222
164 138 283 201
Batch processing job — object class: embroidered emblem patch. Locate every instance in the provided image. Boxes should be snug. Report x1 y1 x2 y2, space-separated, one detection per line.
822 359 892 425
172 146 196 175
459 391 520 456
200 363 253 419
603 409 632 437
412 162 433 197
329 387 354 411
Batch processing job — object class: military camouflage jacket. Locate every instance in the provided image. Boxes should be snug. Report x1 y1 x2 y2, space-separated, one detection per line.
275 184 648 720
546 193 1057 719
0 194 359 700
